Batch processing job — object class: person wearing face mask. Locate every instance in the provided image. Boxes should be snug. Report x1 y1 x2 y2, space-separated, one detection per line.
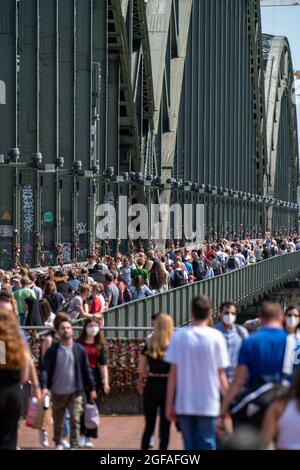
283 306 300 376
284 306 300 335
77 319 110 448
215 302 249 382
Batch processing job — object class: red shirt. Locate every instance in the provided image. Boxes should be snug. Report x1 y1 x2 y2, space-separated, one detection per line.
83 342 97 369
206 250 215 261
89 295 105 314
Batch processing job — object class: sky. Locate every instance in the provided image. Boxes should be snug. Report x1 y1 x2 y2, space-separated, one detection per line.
261 5 300 145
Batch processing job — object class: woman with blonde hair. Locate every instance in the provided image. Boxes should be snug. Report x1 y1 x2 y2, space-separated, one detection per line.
0 309 30 449
138 313 174 450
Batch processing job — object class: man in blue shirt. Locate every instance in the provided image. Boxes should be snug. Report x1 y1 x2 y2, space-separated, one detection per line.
221 301 288 416
183 256 193 275
215 301 248 382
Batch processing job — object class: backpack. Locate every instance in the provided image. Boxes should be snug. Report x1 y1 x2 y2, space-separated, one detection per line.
242 248 249 260
230 379 288 429
61 299 72 312
270 246 276 257
235 324 248 340
172 270 186 288
216 253 226 269
124 286 131 303
211 259 222 276
227 256 237 270
230 335 294 429
193 259 206 281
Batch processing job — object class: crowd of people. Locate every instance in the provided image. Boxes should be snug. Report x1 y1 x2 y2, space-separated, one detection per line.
0 293 299 450
0 235 300 450
0 235 299 328
139 298 300 451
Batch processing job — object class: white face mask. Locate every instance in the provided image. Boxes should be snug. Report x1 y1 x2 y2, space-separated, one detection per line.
222 313 236 326
286 316 299 329
86 326 99 337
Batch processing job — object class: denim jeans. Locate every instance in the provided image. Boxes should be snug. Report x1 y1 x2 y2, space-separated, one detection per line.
177 415 216 451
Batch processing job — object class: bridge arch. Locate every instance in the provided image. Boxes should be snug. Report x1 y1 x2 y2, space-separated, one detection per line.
264 36 299 233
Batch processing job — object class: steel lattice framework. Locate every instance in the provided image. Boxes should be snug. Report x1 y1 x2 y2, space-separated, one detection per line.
0 0 299 268
263 35 299 232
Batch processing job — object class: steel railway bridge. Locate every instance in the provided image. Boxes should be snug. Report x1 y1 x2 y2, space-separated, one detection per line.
0 0 299 269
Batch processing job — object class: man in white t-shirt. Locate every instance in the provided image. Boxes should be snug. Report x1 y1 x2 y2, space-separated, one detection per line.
165 296 230 450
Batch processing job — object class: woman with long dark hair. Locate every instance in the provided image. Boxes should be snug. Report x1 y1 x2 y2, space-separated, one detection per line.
149 261 169 293
39 298 56 327
77 319 110 448
24 297 44 326
138 313 174 450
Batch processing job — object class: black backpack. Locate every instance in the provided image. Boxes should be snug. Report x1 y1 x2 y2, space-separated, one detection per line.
230 335 294 429
172 270 186 288
227 256 237 270
193 259 206 281
124 286 131 303
231 379 288 429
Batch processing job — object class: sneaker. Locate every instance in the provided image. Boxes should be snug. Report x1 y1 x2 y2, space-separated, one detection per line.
61 439 71 450
39 430 49 448
79 435 86 448
149 435 155 449
55 444 64 450
85 438 94 449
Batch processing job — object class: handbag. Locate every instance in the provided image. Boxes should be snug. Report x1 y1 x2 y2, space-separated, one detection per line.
84 401 100 430
230 334 295 429
26 398 49 430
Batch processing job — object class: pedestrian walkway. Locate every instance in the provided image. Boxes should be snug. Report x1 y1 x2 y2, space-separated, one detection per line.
18 416 183 450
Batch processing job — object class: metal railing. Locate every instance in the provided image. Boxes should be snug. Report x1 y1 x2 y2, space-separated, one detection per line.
21 327 148 390
103 252 300 337
21 252 300 339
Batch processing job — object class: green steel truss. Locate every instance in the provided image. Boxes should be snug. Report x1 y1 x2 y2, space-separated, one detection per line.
0 0 298 268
